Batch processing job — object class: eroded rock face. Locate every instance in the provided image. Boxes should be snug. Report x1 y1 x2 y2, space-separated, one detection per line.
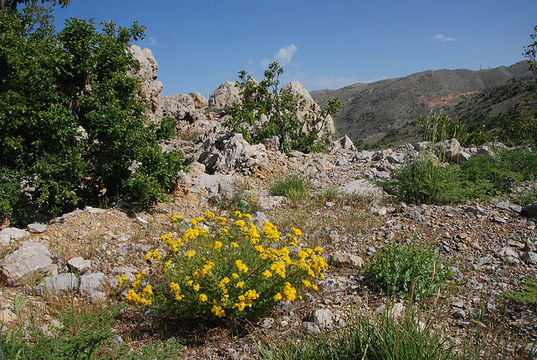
209 81 241 110
128 45 164 122
195 132 269 175
280 81 335 139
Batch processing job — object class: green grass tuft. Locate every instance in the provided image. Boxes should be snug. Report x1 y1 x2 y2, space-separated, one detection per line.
368 238 449 300
260 309 459 360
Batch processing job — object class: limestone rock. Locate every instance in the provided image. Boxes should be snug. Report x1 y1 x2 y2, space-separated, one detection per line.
331 251 364 268
375 302 405 319
67 257 92 275
0 227 30 246
27 223 47 234
189 91 208 109
209 81 241 109
35 273 79 296
0 241 55 286
436 138 461 160
195 132 268 174
308 309 335 329
0 309 16 324
339 179 384 198
79 272 106 295
128 45 164 122
334 135 356 151
302 321 321 334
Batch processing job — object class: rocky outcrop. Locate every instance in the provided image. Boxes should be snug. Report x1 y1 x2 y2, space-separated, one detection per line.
129 45 164 122
281 81 336 138
208 81 241 110
129 45 209 126
194 132 269 175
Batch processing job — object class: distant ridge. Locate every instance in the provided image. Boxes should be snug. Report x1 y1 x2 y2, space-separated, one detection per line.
311 61 536 148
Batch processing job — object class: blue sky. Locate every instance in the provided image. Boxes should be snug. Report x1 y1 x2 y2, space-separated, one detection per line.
53 0 537 98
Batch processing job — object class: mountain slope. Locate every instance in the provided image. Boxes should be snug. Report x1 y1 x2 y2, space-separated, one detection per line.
311 61 536 147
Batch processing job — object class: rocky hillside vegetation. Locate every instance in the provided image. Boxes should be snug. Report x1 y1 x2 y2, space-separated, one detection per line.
1 5 537 359
1 31 537 358
311 61 537 148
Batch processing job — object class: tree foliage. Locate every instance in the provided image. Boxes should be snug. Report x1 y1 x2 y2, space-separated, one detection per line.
0 5 184 224
524 25 537 74
226 61 340 153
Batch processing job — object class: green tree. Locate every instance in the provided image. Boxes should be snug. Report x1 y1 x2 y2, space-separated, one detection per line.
524 25 537 74
226 61 340 153
0 4 184 224
0 0 69 11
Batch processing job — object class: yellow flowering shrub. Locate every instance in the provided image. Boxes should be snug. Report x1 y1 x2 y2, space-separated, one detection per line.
121 211 327 321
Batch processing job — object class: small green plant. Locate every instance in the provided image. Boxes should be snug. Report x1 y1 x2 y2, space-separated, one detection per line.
368 238 449 300
0 305 183 359
418 112 469 147
260 308 459 360
502 277 537 307
269 174 311 202
120 211 327 321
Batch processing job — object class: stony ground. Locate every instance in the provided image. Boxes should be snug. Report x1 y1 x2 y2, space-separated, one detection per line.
1 143 536 359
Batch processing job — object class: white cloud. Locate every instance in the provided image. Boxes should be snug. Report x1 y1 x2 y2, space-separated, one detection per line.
434 34 456 42
260 43 298 68
274 44 298 65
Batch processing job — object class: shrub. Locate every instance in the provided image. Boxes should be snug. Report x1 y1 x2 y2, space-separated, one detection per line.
382 155 464 204
0 4 184 224
120 211 328 321
269 174 311 200
368 239 449 300
260 308 458 360
226 61 340 153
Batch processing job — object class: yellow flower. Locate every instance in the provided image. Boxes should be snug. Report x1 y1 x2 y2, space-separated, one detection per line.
117 276 128 285
233 210 242 218
236 281 245 289
232 273 239 279
193 284 200 291
203 211 215 219
262 270 272 279
231 242 239 248
213 241 223 250
188 219 198 226
273 292 283 302
211 305 226 317
233 219 246 227
314 247 324 254
270 261 286 278
302 279 312 287
199 293 208 302
186 250 196 258
170 282 181 292
291 227 303 236
186 280 193 287
235 260 248 273
282 282 297 301
170 214 184 223
142 284 153 295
